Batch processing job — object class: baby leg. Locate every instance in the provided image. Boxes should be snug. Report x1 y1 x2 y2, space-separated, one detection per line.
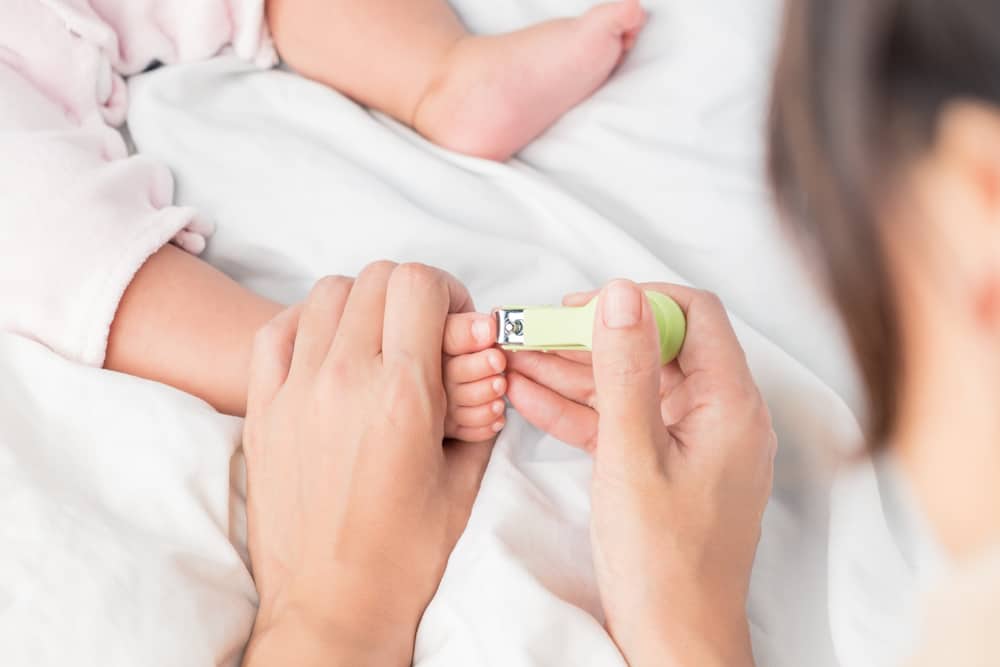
109 247 506 429
267 0 646 160
106 245 282 416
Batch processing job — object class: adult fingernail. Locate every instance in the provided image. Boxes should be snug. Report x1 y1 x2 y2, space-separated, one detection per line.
472 317 492 345
602 280 641 329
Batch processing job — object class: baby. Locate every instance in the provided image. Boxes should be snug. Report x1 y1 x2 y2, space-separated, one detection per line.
1 0 645 444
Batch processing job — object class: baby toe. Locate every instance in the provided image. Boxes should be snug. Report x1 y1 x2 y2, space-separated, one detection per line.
587 0 646 36
451 375 507 407
449 421 505 443
445 348 507 386
450 400 506 428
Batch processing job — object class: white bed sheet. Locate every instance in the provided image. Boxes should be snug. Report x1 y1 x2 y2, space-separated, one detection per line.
1 1 868 665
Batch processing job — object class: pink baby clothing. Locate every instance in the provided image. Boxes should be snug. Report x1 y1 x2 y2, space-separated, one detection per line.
0 0 275 366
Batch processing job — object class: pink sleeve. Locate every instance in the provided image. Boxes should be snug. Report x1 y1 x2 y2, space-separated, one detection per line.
0 0 275 366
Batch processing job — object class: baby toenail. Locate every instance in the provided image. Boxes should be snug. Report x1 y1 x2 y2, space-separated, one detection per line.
488 352 504 373
472 317 492 345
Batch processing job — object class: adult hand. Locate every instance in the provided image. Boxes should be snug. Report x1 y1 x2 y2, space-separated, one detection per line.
241 262 495 667
506 280 776 667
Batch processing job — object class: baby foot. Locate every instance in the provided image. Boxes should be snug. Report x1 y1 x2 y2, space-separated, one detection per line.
440 311 507 441
444 345 508 442
414 0 647 161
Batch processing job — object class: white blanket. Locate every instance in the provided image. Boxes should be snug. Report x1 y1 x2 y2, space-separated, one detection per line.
1 1 865 665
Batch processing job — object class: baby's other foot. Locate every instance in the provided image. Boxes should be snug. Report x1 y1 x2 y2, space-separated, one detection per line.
414 0 647 161
444 346 508 442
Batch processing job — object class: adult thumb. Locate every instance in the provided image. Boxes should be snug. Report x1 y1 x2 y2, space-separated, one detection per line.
592 280 666 465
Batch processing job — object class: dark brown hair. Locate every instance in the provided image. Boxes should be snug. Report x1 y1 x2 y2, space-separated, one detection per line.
768 0 1000 444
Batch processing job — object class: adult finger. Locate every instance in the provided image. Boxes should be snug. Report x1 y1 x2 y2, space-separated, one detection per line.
591 280 667 465
443 312 496 356
635 283 748 380
331 261 396 361
508 350 684 421
562 290 597 307
564 283 698 310
565 288 706 396
506 371 598 451
382 264 473 372
550 349 594 365
246 304 302 420
505 350 596 406
289 276 353 378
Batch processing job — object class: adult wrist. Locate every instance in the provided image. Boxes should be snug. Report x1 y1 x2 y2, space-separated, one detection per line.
248 575 421 667
625 620 754 667
247 600 416 667
667 617 753 667
615 597 754 667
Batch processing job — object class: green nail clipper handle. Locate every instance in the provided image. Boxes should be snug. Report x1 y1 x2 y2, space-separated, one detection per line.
495 291 687 365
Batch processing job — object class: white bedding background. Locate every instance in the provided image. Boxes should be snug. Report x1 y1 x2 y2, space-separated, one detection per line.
1 1 900 665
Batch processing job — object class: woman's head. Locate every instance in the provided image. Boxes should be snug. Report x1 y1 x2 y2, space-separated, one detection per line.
769 0 1000 445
